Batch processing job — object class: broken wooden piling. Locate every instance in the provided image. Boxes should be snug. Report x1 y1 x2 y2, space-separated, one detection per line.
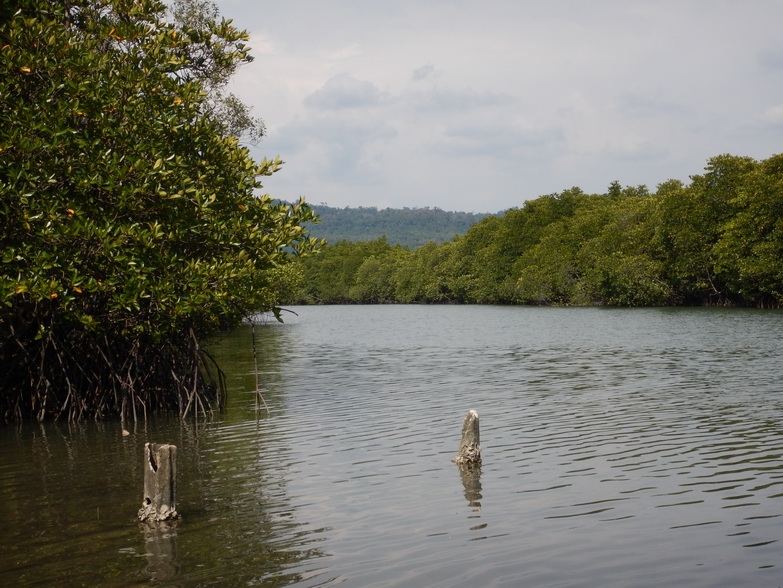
454 409 481 465
138 443 179 522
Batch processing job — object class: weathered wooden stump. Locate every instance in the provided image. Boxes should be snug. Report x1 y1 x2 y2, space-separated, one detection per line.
138 443 179 522
454 409 482 465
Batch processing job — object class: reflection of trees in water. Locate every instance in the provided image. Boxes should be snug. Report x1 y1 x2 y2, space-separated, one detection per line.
0 421 143 585
206 321 290 420
175 430 324 586
0 322 326 585
170 322 327 584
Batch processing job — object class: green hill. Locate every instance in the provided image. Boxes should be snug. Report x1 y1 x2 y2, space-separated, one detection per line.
306 205 492 248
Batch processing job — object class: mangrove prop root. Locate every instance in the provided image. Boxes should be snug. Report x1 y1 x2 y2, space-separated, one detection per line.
0 327 226 422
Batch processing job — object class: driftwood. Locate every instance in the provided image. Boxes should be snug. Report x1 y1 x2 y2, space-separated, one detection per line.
454 409 482 465
138 443 179 522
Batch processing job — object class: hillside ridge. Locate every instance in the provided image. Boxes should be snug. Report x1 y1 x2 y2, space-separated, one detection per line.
305 204 493 248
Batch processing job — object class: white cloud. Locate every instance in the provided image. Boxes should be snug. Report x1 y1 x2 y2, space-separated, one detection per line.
408 87 512 113
758 49 783 70
303 74 384 110
762 104 783 125
247 32 275 56
324 43 363 62
412 64 436 82
439 122 564 159
215 0 783 212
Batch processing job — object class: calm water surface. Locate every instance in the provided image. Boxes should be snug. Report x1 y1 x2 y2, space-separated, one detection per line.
2 305 783 586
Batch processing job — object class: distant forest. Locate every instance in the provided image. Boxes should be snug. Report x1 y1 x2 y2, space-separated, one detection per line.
305 205 491 248
292 154 783 308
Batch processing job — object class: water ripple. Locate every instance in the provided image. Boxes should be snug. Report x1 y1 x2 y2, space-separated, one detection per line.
2 306 783 586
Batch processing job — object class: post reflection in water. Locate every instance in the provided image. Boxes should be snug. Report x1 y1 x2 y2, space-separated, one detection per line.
459 464 483 511
141 522 179 583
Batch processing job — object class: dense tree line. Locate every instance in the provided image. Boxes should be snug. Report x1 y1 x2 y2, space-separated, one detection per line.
306 204 491 248
294 154 782 307
0 1 318 421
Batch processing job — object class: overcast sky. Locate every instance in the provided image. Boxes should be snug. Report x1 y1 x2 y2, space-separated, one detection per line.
213 0 783 213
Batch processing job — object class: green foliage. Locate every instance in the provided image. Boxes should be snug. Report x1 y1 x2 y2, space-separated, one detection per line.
514 219 583 304
574 196 671 306
294 238 393 303
435 216 507 303
655 154 756 303
294 154 782 309
392 242 452 303
349 249 408 303
713 154 783 305
0 0 318 420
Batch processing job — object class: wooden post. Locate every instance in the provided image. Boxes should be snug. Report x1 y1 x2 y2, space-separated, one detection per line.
454 409 482 465
138 443 179 522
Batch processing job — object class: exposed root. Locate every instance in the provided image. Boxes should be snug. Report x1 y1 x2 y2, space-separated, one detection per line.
0 324 226 422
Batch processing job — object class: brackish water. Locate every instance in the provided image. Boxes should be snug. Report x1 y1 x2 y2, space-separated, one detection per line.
2 305 783 586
